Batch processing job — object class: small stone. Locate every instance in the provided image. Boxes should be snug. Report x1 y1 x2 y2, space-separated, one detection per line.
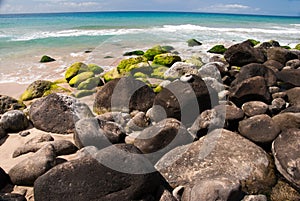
269 86 280 94
18 131 30 137
242 194 267 201
0 110 29 132
272 92 287 99
269 98 286 115
242 101 268 117
40 55 55 63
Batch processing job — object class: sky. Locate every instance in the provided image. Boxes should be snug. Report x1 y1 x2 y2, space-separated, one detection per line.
0 0 300 16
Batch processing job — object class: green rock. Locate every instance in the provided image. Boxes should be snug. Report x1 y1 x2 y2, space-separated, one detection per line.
281 45 291 49
185 55 204 67
153 85 163 93
102 68 122 83
207 45 227 54
151 66 169 79
133 72 148 79
153 53 181 67
68 72 95 87
40 55 55 63
74 90 96 98
65 62 89 82
247 39 260 46
53 78 67 84
187 39 202 47
87 64 104 74
77 77 101 90
123 50 144 56
162 46 175 52
117 56 148 74
144 45 168 61
295 44 300 50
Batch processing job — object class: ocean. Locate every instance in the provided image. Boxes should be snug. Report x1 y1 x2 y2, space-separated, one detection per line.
0 11 300 84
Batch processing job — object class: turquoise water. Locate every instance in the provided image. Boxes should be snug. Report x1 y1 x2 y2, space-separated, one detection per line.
0 11 300 83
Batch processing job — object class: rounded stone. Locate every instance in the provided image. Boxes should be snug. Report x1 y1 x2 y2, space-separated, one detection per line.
242 101 268 117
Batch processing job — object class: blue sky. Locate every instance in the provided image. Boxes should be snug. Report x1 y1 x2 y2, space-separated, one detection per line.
0 0 300 16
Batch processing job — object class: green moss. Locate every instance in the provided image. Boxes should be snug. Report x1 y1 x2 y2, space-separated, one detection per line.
53 78 67 84
43 84 70 96
123 50 144 56
77 77 101 90
144 45 168 61
295 44 300 50
247 39 260 46
40 55 55 63
207 45 227 54
185 56 204 67
74 89 96 98
65 62 89 82
87 64 104 74
133 72 148 79
153 53 181 67
151 66 169 79
68 71 95 87
102 68 122 83
153 85 163 93
187 39 202 47
117 56 148 74
281 45 291 49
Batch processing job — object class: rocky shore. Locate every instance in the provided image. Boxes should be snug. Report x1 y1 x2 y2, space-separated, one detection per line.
0 39 300 201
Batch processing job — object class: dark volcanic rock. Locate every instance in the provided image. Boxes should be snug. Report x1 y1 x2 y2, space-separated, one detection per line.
34 144 161 201
9 144 56 186
0 126 7 139
93 77 155 114
153 74 217 126
126 111 150 132
267 47 298 65
276 69 300 87
0 110 29 133
29 93 94 134
155 129 276 194
269 98 286 115
0 95 25 115
272 129 300 189
286 87 300 106
238 114 280 143
232 63 277 87
224 40 266 66
263 59 284 71
0 193 26 201
229 76 271 106
242 101 268 117
286 59 300 69
0 167 10 190
272 112 300 131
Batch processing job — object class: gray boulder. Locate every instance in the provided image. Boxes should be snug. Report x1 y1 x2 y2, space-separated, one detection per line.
242 101 268 117
0 110 29 133
164 62 198 78
29 93 94 134
155 129 276 194
272 129 300 189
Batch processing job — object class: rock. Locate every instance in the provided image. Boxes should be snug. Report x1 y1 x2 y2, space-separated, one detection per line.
18 130 30 137
272 92 287 99
232 63 277 87
126 111 149 132
0 167 10 190
68 71 95 87
123 50 144 56
276 69 300 87
185 55 204 67
34 144 161 201
295 44 300 50
270 180 300 201
229 76 271 106
40 55 55 63
187 39 202 47
117 56 149 74
77 77 102 90
144 45 168 61
153 74 216 125
65 62 89 82
0 193 26 201
0 126 7 139
207 44 227 54
153 53 181 67
269 98 286 115
0 95 25 115
238 114 280 143
242 101 269 117
102 67 122 82
151 66 169 79
74 89 96 98
97 112 130 127
269 86 280 94
181 176 243 201
286 59 300 69
286 87 300 106
8 144 56 186
247 39 260 46
267 47 298 65
242 195 267 201
272 112 300 131
224 40 266 66
164 62 198 78
263 59 284 71
272 129 300 189
93 77 155 114
155 129 276 194
29 93 94 134
198 62 226 81
157 186 177 201
281 106 300 114
98 119 126 143
0 110 29 133
87 64 103 74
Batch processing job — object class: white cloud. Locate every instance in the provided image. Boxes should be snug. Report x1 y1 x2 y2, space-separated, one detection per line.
222 4 250 9
60 1 100 7
198 3 260 14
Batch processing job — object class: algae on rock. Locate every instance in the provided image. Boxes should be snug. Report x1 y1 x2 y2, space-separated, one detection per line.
65 62 89 82
68 72 95 87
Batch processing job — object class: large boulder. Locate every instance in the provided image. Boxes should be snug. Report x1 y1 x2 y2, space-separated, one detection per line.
286 87 300 106
272 129 300 189
0 110 29 133
93 77 155 114
267 47 298 65
34 144 162 201
224 41 266 66
276 69 300 87
263 59 284 71
65 62 89 82
153 53 181 67
272 112 300 131
0 95 25 114
68 71 95 87
152 74 217 126
29 93 94 134
155 129 276 194
117 56 149 74
144 45 168 61
164 62 198 78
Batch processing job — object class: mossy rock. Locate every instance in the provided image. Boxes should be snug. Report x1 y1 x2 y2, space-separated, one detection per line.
40 55 55 63
144 45 168 61
53 78 67 84
281 45 291 49
151 66 169 79
207 45 227 54
102 68 122 83
185 55 204 67
153 85 163 93
153 53 181 67
295 44 300 50
247 39 260 46
77 77 102 90
74 89 96 98
162 46 175 52
68 72 95 87
65 62 89 82
133 72 149 79
128 62 153 75
187 39 202 47
21 80 69 101
117 56 148 74
123 50 144 56
87 64 104 74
